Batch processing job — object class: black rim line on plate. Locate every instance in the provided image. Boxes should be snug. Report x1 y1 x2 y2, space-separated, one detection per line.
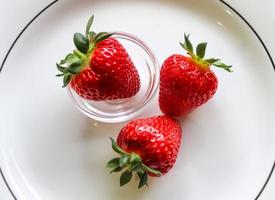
0 0 274 199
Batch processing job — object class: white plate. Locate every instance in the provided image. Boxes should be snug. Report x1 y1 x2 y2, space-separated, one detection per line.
1 0 275 199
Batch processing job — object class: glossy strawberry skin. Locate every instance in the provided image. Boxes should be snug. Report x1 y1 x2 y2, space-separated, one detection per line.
159 54 218 116
116 116 182 176
70 37 140 100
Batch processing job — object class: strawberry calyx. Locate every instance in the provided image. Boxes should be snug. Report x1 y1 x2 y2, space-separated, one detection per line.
107 138 162 188
56 15 113 87
180 33 233 72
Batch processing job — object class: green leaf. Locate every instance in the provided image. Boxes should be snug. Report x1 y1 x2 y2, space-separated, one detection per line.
65 53 74 59
73 33 89 54
213 62 233 72
89 31 97 41
119 154 130 167
205 58 220 64
179 42 185 51
60 53 74 65
120 170 133 186
93 32 108 41
63 53 82 66
66 62 82 74
106 158 120 168
59 59 67 65
137 171 144 178
94 32 113 44
56 63 66 73
62 73 72 87
110 166 123 174
142 164 162 177
138 173 148 189
109 138 127 155
129 162 141 171
196 42 207 58
180 33 193 54
56 74 64 77
86 15 94 38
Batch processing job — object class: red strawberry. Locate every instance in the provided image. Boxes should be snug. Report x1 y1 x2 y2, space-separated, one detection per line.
56 15 140 100
159 34 232 116
107 116 182 188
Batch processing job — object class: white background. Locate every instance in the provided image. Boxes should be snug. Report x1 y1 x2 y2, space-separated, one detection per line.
0 0 274 199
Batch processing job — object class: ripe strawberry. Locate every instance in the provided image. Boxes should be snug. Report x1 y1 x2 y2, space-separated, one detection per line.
159 34 232 116
56 15 140 100
107 116 182 188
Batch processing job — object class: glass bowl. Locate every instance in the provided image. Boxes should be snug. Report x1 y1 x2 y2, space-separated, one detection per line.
67 32 159 123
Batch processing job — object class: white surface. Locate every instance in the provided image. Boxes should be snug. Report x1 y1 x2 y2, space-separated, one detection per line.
0 0 275 199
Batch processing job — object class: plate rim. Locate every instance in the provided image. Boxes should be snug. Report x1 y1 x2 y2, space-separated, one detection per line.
0 0 274 199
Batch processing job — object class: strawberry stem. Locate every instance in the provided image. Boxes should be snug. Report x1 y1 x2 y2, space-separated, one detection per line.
73 50 86 60
180 33 233 72
107 138 162 188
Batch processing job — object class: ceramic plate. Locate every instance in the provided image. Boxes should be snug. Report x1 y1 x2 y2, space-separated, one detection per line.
0 0 275 199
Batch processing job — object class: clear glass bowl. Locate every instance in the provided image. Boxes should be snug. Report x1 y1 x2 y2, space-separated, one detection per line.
67 32 159 123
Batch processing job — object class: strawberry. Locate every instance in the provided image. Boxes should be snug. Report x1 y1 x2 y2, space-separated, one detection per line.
159 34 232 116
107 116 182 188
56 15 140 100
